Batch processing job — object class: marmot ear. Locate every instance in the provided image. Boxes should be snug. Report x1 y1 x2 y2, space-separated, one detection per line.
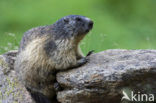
76 17 82 22
63 17 69 23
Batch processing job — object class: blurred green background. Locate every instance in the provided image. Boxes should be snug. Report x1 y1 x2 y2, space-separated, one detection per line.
0 0 156 54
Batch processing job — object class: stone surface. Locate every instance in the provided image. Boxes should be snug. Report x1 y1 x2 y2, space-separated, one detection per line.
0 49 156 103
57 49 156 103
0 50 34 103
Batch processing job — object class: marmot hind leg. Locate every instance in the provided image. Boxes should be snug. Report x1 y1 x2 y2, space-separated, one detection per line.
27 88 52 103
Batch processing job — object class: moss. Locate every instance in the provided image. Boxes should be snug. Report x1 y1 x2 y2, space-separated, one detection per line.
0 56 10 74
0 76 22 102
0 55 24 102
0 90 2 102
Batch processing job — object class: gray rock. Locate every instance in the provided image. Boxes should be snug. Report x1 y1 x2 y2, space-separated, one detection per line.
0 50 34 103
0 49 156 103
57 49 156 103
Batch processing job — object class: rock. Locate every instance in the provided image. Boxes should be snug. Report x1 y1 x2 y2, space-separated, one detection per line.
57 49 156 103
0 49 156 103
0 50 34 103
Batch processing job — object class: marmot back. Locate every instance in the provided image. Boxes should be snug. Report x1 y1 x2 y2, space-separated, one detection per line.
14 15 93 103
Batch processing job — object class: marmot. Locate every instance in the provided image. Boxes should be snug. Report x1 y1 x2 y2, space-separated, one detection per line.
14 15 93 103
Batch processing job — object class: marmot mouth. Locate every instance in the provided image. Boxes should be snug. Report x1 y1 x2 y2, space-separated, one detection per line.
88 21 93 29
85 20 93 33
85 29 90 33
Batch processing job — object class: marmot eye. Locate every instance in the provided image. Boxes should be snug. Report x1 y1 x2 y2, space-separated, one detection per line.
76 17 81 21
64 18 69 23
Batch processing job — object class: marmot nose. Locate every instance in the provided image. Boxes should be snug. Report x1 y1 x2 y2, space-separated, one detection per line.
88 21 93 29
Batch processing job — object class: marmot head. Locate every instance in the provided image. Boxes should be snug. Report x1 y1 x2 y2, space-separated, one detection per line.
53 15 93 40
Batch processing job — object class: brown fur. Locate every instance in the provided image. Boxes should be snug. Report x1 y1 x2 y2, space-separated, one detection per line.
14 15 93 102
15 35 81 98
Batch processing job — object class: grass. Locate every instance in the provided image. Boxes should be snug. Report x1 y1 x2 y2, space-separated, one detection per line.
0 0 156 55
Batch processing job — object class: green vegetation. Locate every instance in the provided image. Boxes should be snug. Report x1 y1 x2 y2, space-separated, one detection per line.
0 0 156 54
